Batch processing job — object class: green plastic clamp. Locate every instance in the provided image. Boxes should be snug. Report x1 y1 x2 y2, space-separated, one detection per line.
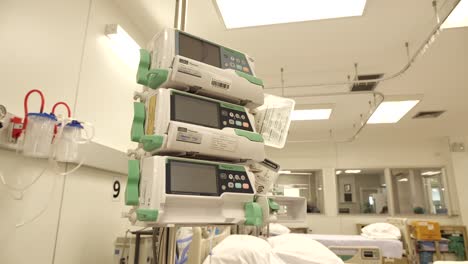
131 102 145 142
218 164 245 172
244 202 263 227
137 49 151 85
234 129 264 143
147 69 169 89
338 255 354 262
220 102 245 112
235 70 264 87
125 160 140 206
140 135 164 152
136 209 159 222
268 198 280 212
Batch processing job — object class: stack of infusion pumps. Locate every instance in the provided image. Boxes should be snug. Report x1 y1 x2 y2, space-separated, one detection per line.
125 28 280 227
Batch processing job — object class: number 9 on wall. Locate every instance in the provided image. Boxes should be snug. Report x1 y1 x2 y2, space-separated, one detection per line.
112 177 121 202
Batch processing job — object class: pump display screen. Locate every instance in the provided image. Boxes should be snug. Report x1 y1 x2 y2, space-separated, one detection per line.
168 161 218 195
178 32 221 68
172 93 220 128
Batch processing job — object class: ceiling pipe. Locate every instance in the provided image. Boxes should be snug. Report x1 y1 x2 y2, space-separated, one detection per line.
286 91 385 143
265 0 462 90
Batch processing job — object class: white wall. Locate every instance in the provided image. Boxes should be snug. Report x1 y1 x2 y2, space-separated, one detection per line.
448 136 468 226
267 135 464 232
0 0 159 263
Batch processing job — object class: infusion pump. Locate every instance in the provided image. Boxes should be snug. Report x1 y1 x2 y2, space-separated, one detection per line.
131 88 265 161
126 156 258 225
136 28 264 109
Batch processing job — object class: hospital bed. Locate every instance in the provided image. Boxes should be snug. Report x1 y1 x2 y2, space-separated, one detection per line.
306 234 402 259
185 226 386 264
303 218 410 264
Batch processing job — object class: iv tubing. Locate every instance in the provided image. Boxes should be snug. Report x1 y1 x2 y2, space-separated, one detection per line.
51 102 72 118
23 89 45 130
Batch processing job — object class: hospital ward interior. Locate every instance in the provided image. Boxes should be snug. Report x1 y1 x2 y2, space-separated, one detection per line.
2 0 468 263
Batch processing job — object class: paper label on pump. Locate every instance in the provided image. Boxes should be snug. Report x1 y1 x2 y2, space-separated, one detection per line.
210 134 238 152
176 128 202 144
140 174 152 207
211 77 231 90
146 95 157 135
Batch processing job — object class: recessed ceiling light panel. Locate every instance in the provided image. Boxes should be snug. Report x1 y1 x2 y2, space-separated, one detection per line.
368 100 420 124
442 0 468 29
214 0 368 29
291 109 332 121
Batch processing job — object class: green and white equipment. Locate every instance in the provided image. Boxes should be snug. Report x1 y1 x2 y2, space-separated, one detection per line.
136 28 264 109
125 156 263 226
131 89 265 161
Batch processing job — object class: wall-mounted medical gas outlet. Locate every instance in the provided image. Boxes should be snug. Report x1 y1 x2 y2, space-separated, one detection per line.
131 89 266 162
136 28 264 109
0 105 23 150
126 156 261 226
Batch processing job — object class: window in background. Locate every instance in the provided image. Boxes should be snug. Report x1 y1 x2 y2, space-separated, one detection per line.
391 168 448 215
273 170 323 214
336 169 388 214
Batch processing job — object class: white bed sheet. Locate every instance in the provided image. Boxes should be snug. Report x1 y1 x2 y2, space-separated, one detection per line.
304 234 403 259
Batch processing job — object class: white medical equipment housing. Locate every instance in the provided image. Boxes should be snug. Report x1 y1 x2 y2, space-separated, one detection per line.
126 156 259 225
136 28 264 109
131 88 266 161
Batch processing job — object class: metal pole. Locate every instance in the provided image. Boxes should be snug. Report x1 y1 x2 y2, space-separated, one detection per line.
166 227 177 264
134 233 141 264
174 0 187 31
180 0 187 31
174 0 180 29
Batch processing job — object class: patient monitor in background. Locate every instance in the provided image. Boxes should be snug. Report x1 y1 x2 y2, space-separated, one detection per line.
137 28 264 109
125 156 261 226
131 88 265 162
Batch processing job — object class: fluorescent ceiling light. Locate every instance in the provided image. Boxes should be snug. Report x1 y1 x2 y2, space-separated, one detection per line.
215 0 367 29
442 0 468 29
398 178 409 182
345 170 362 174
336 170 343 175
291 109 332 121
422 171 441 176
105 24 141 68
367 100 420 124
280 171 313 175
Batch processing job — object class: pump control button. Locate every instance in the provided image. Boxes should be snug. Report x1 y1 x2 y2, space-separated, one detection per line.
235 183 242 189
228 174 233 180
235 121 242 126
221 110 228 116
220 173 227 179
242 122 249 128
243 183 249 189
229 119 235 125
241 175 246 181
241 115 246 120
228 182 234 188
235 175 240 180
221 185 226 190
